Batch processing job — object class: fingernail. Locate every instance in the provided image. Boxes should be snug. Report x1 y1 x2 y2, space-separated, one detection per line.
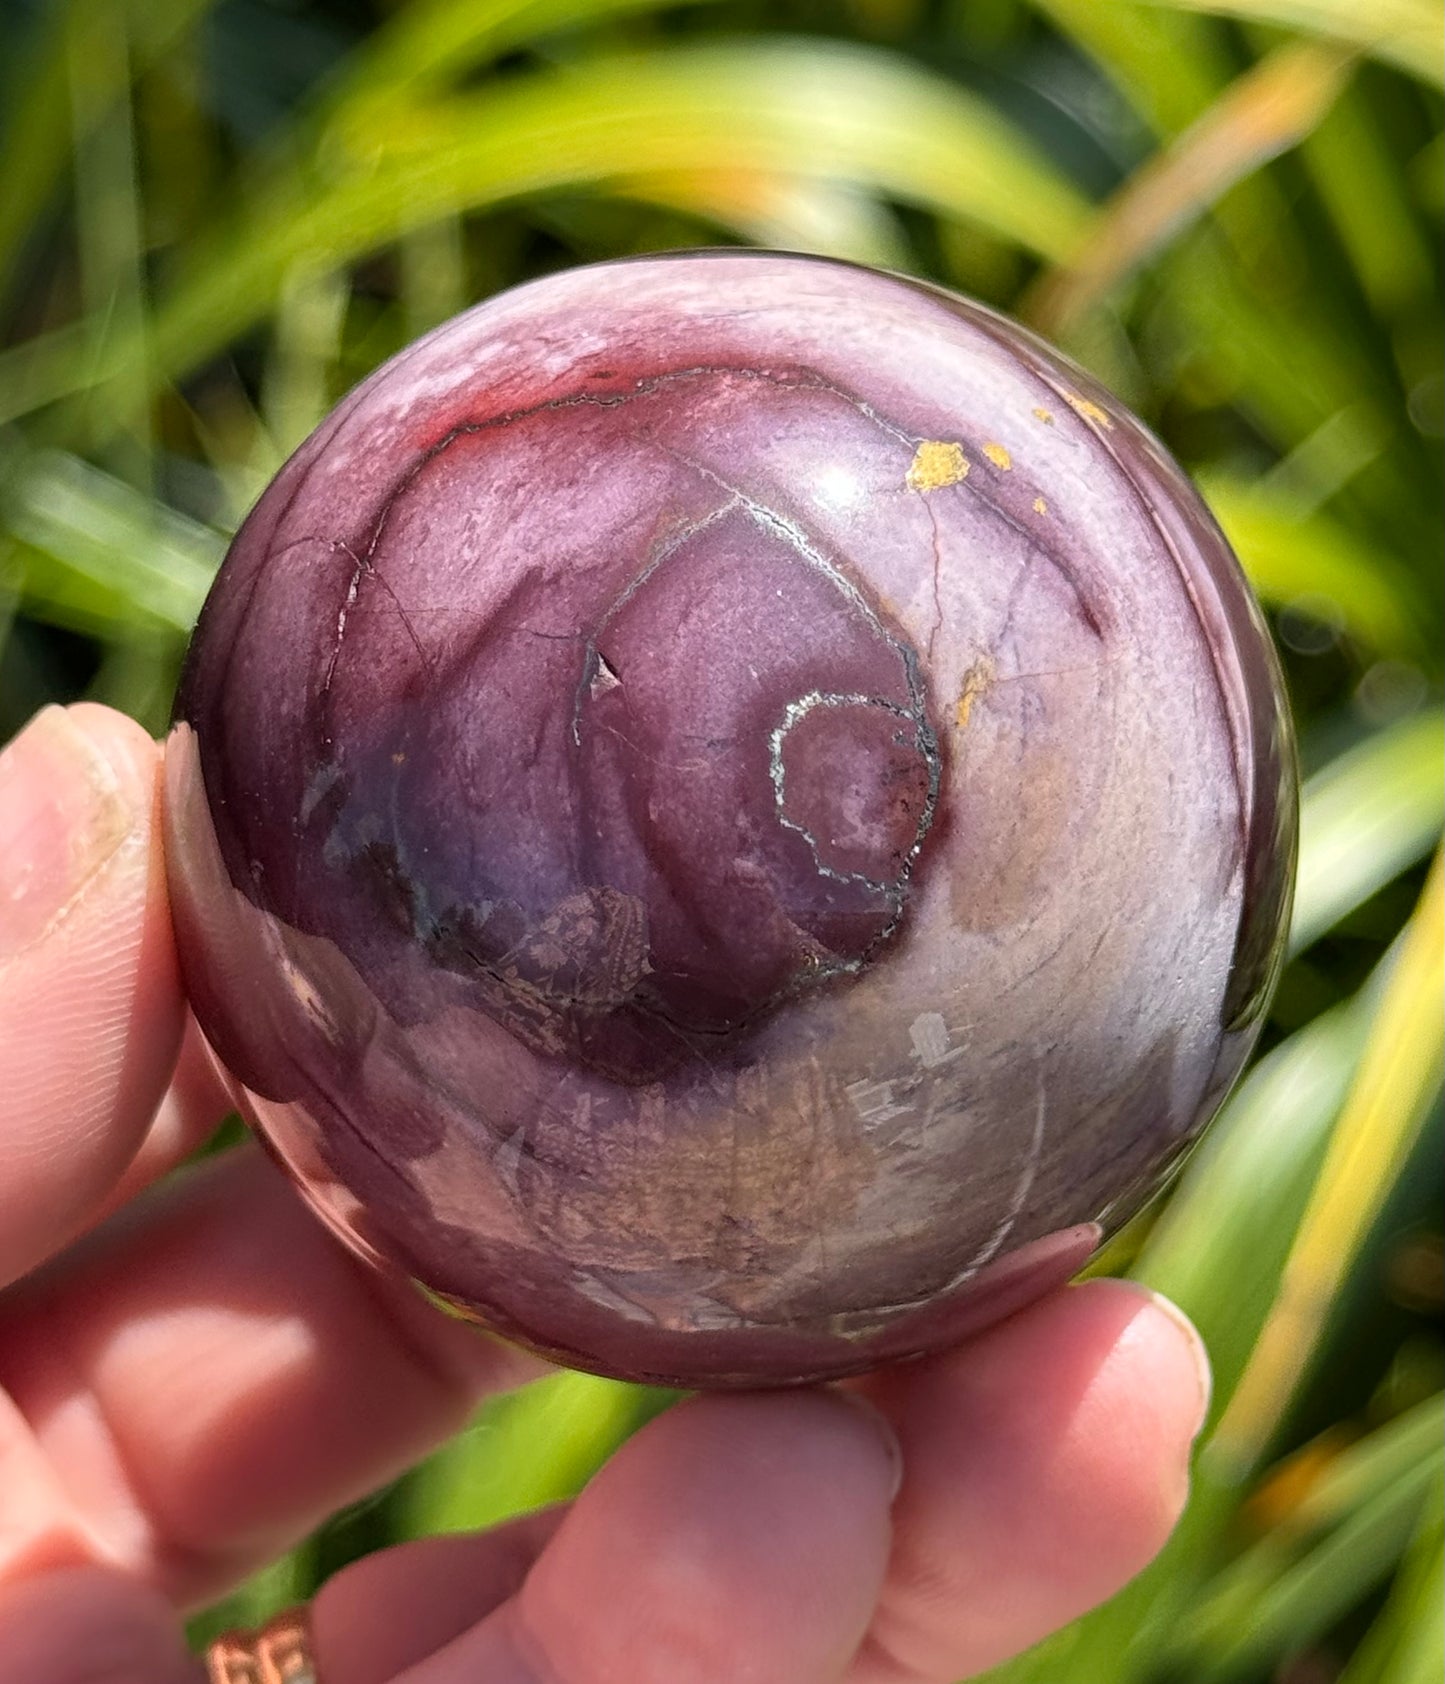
0 707 136 964
1146 1289 1213 1440
838 1391 906 1502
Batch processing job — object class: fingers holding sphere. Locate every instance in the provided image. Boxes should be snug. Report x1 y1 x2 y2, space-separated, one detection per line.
0 1566 198 1684
0 1273 1208 1682
0 1149 548 1609
385 1391 900 1684
311 1508 567 1684
0 704 184 1288
845 1279 1210 1682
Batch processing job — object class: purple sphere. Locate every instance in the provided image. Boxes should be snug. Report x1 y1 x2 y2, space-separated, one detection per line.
164 252 1295 1387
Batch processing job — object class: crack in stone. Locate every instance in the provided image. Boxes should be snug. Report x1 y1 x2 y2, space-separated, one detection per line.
922 497 946 667
321 542 368 722
343 356 1095 607
320 539 436 716
1031 360 1251 878
312 354 1108 770
965 1069 1049 1274
590 652 622 698
805 1065 1050 1332
570 496 743 749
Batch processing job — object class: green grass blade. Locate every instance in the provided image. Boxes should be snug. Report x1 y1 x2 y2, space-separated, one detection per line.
1201 473 1430 664
399 218 468 345
260 265 350 461
0 323 92 429
1136 1018 1368 1410
1216 854 1443 1465
1301 83 1437 318
609 171 912 268
184 1543 318 1654
1284 1400 1444 1538
1028 39 1353 335
1164 1437 1444 1682
1172 231 1404 464
0 0 214 302
4 449 221 635
1291 711 1445 955
317 0 727 128
1412 132 1445 215
1128 0 1443 87
0 534 22 661
398 1372 674 1535
323 40 1093 261
1026 0 1318 301
65 3 154 480
1377 1543 1445 1684
1028 0 1231 135
10 40 1092 427
1339 1471 1445 1684
242 0 728 224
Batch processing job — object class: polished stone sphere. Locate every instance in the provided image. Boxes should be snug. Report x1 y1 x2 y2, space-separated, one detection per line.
164 252 1296 1387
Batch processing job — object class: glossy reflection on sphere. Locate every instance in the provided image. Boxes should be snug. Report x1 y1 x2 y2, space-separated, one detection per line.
165 252 1296 1387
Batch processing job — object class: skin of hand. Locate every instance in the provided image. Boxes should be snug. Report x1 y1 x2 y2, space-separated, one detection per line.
0 702 1212 1684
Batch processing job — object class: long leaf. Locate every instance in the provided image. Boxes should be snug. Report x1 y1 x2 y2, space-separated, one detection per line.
0 0 214 299
1215 852 1444 1466
1201 473 1430 664
1129 0 1443 87
1277 1397 1445 1539
1301 82 1437 318
607 170 911 269
314 0 727 128
5 41 1093 427
1291 712 1445 956
398 1372 672 1534
65 1 153 477
983 994 1374 1682
1028 0 1232 135
3 449 221 634
1338 1471 1445 1684
1165 1437 1443 1681
1028 39 1353 335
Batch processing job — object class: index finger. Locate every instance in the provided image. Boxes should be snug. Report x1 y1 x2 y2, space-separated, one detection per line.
0 704 184 1288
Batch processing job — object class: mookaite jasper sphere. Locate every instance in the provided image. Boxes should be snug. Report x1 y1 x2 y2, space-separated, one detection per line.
166 252 1295 1387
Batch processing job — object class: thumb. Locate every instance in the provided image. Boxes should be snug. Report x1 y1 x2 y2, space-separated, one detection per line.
0 704 183 1288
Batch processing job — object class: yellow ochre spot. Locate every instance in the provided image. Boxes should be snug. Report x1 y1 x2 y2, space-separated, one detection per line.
1033 496 1048 515
1063 391 1114 429
1033 407 1055 424
955 658 994 731
982 441 1012 471
906 440 969 491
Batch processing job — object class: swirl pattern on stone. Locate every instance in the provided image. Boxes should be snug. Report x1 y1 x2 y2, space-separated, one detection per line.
166 253 1296 1387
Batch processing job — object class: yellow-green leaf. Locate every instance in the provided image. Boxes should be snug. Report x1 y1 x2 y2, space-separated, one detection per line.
1129 0 1443 87
1292 713 1445 956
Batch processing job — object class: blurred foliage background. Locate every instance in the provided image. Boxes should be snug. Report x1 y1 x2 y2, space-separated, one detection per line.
1 0 1441 1677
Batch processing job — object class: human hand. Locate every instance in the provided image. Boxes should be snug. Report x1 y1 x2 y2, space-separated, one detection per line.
0 702 1212 1683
